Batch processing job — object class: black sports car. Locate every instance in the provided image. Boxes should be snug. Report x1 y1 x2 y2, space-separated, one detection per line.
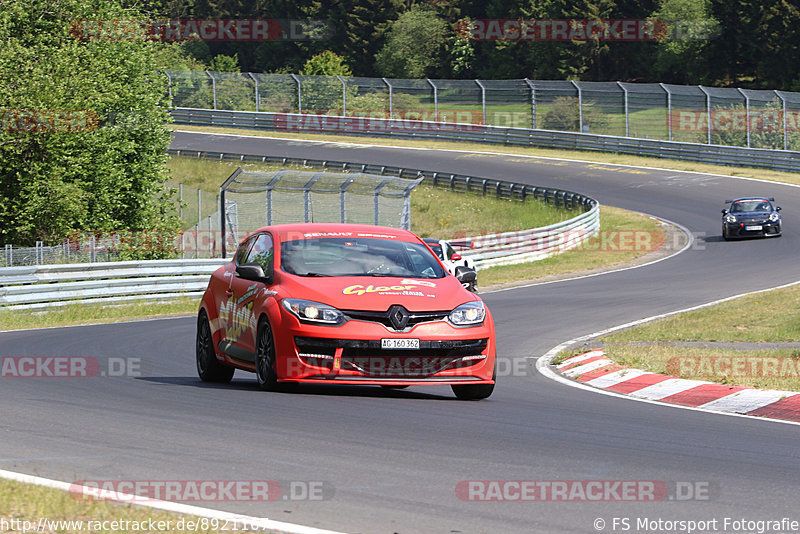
721 197 782 240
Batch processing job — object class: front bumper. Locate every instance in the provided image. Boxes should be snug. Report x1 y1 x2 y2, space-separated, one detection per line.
723 220 781 238
275 317 496 385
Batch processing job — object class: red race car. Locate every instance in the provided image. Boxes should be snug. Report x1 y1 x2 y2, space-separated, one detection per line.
196 223 496 400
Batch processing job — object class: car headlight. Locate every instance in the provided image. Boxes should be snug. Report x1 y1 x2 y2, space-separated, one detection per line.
725 215 737 223
282 299 346 325
449 301 486 326
769 212 780 222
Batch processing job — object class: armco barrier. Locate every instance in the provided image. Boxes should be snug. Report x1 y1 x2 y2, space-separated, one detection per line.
171 107 800 173
0 258 226 309
167 147 600 268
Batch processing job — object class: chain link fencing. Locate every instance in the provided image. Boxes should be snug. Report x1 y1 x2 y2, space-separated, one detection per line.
166 70 800 150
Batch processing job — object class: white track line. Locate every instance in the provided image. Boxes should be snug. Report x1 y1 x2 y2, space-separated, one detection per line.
0 469 347 534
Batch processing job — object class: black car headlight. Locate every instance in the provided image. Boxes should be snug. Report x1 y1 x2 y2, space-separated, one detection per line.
725 214 737 223
282 299 346 325
769 212 780 222
449 301 486 326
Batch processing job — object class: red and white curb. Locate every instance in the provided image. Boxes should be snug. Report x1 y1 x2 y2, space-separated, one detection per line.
556 349 800 423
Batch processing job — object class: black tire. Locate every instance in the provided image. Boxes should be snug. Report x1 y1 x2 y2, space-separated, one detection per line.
255 317 279 391
451 363 495 400
722 228 730 241
380 385 409 389
196 311 234 383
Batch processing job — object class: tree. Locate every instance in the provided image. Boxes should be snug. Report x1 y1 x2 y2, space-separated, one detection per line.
375 5 449 78
300 50 353 76
0 0 179 254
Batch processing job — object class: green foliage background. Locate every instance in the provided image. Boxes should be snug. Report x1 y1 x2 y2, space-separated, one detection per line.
0 0 179 253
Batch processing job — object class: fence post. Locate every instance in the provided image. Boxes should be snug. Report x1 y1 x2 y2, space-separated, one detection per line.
618 82 629 137
738 88 751 148
339 176 355 224
776 91 788 151
571 81 583 133
205 70 217 110
699 85 712 144
659 83 672 141
291 74 302 113
427 79 438 121
248 72 259 112
524 78 536 129
374 178 391 226
337 75 347 116
304 173 323 223
475 80 486 124
5 244 11 267
164 71 173 107
90 235 96 263
382 78 393 119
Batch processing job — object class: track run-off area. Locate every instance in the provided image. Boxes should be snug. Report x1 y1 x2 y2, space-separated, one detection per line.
2 130 800 533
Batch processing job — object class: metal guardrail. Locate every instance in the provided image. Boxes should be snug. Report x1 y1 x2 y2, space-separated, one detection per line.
171 107 800 173
168 147 599 268
0 259 226 309
1 146 599 309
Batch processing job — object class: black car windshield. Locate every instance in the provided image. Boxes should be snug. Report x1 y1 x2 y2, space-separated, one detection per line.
424 240 445 260
730 200 771 213
281 237 446 278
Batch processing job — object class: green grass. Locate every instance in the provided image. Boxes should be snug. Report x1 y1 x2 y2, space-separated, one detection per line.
171 123 800 186
479 205 668 287
596 282 800 391
0 299 199 332
599 343 800 391
0 478 245 534
602 282 800 343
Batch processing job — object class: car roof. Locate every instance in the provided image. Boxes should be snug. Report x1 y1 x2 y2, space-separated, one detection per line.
247 223 419 241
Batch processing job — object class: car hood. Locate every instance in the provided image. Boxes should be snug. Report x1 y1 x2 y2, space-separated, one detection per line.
729 210 773 218
277 273 476 311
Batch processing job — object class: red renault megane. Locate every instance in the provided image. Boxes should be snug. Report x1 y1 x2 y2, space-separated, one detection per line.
196 223 496 400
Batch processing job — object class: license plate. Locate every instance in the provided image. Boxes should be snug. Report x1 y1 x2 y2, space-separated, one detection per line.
745 225 763 231
381 338 420 350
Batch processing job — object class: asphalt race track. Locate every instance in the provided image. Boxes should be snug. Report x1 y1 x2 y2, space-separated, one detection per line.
2 131 800 533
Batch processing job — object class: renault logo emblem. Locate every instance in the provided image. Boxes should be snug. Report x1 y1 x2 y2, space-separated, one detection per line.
388 305 410 330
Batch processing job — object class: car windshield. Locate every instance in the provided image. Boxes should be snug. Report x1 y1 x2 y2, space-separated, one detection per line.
281 237 446 278
730 200 771 213
424 240 445 260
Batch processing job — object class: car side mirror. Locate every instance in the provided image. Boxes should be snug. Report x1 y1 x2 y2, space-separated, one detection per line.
455 265 477 284
236 262 273 284
451 253 462 261
777 206 782 211
721 209 728 215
